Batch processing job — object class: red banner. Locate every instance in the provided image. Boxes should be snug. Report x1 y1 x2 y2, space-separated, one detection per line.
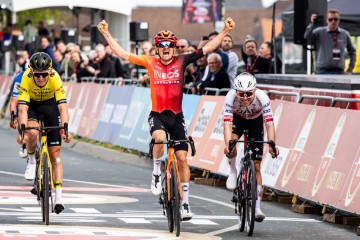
182 0 222 24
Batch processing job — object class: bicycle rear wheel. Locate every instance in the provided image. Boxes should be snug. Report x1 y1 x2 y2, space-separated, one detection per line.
237 169 246 232
171 162 181 237
42 152 50 225
245 160 256 236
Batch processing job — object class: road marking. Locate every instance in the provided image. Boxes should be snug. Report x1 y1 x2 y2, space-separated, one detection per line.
119 218 151 224
69 208 101 213
0 224 222 239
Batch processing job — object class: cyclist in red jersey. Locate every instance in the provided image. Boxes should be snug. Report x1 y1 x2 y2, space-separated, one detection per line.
98 17 235 220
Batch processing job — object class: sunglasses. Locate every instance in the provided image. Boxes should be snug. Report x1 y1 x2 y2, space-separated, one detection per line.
237 90 254 98
176 45 187 49
157 41 175 48
33 72 49 78
328 18 338 22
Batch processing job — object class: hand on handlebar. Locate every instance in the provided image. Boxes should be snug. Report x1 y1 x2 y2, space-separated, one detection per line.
269 146 279 158
59 129 72 143
10 118 17 129
17 134 27 145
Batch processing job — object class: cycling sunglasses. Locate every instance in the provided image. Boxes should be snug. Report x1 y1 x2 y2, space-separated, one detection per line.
33 72 49 78
157 41 176 48
237 90 254 98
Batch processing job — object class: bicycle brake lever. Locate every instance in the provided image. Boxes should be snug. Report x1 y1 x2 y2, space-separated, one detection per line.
149 138 155 158
268 140 278 158
228 139 237 154
21 124 25 141
64 122 69 140
188 136 196 156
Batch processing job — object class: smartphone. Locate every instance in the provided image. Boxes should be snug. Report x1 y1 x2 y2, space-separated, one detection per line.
202 36 209 41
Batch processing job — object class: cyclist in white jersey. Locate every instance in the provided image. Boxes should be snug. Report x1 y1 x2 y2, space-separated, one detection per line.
223 72 279 221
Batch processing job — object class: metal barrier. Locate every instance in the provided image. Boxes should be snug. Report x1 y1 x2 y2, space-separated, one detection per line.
203 87 220 95
299 94 335 106
267 90 301 102
331 97 360 109
216 88 231 96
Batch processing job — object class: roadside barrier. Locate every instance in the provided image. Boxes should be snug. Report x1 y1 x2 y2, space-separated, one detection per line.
1 73 359 214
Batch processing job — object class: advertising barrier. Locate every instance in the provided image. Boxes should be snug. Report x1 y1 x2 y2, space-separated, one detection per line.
3 72 358 214
93 85 135 143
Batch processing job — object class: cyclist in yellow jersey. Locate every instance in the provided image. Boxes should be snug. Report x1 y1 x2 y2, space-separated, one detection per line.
17 52 72 214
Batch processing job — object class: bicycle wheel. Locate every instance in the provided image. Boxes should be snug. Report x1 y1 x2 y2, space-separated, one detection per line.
245 160 256 236
171 162 181 237
237 169 246 232
42 152 50 225
165 179 174 232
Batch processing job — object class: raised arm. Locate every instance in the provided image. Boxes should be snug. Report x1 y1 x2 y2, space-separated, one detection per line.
202 17 235 55
97 20 131 61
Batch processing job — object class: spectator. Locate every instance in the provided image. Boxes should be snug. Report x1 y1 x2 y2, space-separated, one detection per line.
188 44 197 53
242 38 270 75
54 50 64 68
259 41 282 74
140 41 153 56
60 42 76 78
196 53 230 94
189 54 208 94
208 31 229 71
94 43 116 81
304 8 356 74
221 34 239 87
71 51 93 82
56 40 67 56
23 20 37 55
37 21 49 37
40 36 60 72
176 39 190 55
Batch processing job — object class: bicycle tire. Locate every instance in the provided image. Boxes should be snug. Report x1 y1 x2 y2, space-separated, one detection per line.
237 168 246 232
42 152 50 225
246 159 256 236
165 159 174 233
171 161 181 237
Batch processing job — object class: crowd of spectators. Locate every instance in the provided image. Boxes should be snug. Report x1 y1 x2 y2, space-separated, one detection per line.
2 7 356 94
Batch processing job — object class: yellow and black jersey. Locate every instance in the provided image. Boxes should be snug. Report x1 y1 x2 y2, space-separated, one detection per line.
18 68 67 105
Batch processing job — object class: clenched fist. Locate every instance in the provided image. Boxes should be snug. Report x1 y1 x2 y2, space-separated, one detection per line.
97 20 109 35
224 17 235 30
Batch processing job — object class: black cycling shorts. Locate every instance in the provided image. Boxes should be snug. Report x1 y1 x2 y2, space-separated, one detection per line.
232 114 264 160
27 98 62 147
148 110 188 152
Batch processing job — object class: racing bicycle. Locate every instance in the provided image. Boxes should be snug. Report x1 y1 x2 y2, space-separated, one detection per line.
149 136 196 237
21 116 68 225
229 130 277 236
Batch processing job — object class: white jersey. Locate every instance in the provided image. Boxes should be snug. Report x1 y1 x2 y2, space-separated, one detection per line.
224 88 274 125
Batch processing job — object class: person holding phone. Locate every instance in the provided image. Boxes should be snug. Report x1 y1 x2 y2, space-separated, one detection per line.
304 8 356 75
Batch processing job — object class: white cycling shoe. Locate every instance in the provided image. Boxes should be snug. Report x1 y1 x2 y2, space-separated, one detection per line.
19 145 28 158
151 174 162 196
226 171 237 190
255 208 265 222
24 161 36 181
181 203 193 221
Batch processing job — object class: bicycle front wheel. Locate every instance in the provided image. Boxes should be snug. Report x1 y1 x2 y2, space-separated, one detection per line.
42 152 50 225
237 169 246 232
164 159 174 233
245 160 256 236
171 162 181 237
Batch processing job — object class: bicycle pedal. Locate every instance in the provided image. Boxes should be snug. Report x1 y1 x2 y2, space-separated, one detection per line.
30 187 37 195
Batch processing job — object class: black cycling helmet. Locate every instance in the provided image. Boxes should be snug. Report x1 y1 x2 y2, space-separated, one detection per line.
29 52 52 71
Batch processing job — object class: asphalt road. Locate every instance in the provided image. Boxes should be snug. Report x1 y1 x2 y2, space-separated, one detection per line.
0 126 357 239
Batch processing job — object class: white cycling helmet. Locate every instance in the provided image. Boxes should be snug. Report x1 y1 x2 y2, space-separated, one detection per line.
234 72 257 92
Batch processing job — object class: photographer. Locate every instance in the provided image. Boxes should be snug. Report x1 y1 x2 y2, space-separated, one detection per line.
304 9 356 75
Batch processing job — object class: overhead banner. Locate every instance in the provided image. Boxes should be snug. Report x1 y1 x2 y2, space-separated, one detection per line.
181 0 222 24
